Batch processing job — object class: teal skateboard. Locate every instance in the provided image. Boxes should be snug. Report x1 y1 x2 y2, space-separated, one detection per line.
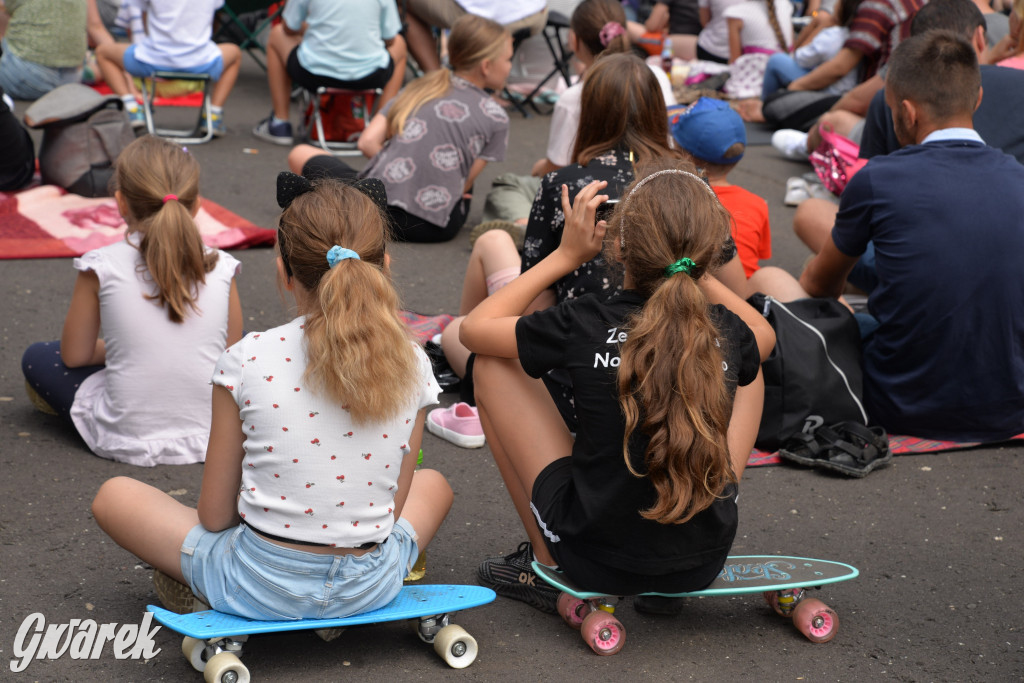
533 555 858 655
148 584 496 682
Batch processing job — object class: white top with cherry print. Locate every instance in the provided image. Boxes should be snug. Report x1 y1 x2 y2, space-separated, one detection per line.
212 316 440 547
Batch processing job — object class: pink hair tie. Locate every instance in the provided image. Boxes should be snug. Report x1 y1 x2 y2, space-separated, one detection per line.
599 21 625 48
163 194 178 204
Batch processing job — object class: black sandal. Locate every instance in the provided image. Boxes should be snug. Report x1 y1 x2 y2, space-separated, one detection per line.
814 422 891 478
778 424 843 466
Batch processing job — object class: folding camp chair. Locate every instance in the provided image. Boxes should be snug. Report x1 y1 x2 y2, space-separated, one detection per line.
212 0 285 71
297 87 382 157
140 71 215 145
506 11 575 117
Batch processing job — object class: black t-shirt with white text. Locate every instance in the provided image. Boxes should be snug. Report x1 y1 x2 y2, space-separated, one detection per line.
516 290 760 573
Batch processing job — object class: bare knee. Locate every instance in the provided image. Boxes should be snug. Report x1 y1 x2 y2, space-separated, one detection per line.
475 227 515 253
415 468 453 511
92 476 136 530
793 198 839 253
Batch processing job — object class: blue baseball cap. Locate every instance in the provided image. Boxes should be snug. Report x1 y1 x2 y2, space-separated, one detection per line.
670 97 746 165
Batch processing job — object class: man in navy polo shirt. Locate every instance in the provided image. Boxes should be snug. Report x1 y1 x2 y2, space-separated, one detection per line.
798 30 1024 442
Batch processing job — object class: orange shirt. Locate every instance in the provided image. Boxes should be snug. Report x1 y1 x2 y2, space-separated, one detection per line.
713 185 771 277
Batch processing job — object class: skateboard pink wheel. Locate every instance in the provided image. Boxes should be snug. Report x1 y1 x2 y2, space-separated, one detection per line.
792 598 839 643
558 593 588 630
581 610 625 655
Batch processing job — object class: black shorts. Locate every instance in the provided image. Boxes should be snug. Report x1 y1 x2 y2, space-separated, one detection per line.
532 457 735 595
286 48 394 92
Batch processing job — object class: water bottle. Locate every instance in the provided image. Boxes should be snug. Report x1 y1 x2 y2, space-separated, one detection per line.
661 37 674 74
404 449 427 582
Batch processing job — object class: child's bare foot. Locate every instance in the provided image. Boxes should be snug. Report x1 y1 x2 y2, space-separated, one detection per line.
734 98 765 123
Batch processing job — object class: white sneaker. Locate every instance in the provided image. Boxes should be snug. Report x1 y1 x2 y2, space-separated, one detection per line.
772 129 809 160
784 177 810 206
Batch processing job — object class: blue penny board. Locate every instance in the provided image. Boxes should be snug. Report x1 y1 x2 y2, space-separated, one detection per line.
148 584 495 640
533 555 858 600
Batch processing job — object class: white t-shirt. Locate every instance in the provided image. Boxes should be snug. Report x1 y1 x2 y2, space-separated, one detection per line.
213 317 441 547
697 0 746 59
127 0 224 69
70 235 239 466
546 64 676 167
455 0 546 24
722 0 793 53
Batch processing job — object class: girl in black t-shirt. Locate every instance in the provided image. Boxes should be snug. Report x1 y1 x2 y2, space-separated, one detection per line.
460 162 774 612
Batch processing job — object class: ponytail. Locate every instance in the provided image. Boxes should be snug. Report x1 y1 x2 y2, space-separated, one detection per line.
278 180 418 423
114 136 216 324
606 164 735 525
764 0 790 52
386 14 509 139
571 0 631 58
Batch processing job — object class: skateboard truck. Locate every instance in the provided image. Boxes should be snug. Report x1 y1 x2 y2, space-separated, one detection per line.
415 613 452 643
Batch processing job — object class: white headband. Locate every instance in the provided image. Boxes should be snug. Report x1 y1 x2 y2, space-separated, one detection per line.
626 169 718 201
621 169 720 248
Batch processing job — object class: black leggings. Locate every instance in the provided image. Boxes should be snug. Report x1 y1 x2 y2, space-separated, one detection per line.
301 156 470 243
22 341 103 420
0 87 35 191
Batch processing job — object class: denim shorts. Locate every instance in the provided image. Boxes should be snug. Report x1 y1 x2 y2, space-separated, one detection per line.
0 39 83 100
180 519 419 620
122 44 224 81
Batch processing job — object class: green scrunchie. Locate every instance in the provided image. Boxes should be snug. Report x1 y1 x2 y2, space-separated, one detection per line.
664 257 696 278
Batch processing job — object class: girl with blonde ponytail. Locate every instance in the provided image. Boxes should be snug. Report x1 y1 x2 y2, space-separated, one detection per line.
460 162 773 610
287 14 513 243
93 173 453 623
22 135 242 467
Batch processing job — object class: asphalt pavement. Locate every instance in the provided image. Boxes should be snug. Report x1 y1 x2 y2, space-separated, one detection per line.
0 55 1021 682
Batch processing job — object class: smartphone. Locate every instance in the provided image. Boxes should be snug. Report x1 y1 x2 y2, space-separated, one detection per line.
595 198 619 223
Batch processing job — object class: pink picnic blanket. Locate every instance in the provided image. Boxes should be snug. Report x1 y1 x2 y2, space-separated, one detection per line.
748 433 1024 467
0 185 275 259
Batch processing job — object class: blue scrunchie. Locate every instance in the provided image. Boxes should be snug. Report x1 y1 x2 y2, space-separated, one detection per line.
326 245 360 268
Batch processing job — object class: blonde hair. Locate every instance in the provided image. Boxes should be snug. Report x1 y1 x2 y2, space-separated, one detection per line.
276 180 418 424
114 135 217 323
604 161 736 525
386 14 510 138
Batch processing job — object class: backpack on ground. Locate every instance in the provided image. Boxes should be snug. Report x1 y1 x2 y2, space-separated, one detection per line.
747 293 867 451
23 83 135 198
762 89 841 132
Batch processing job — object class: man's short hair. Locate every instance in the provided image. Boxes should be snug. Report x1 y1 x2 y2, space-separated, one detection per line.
886 30 980 123
910 0 985 40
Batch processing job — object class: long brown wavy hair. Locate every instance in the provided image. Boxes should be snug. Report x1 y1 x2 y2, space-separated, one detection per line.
277 180 418 423
572 53 679 166
386 14 510 138
604 161 736 525
115 135 217 323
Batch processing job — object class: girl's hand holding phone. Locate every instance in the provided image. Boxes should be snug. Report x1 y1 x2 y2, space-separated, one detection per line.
557 180 609 268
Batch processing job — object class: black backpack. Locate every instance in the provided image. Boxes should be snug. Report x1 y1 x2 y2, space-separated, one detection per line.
762 90 841 132
24 83 135 197
748 293 868 451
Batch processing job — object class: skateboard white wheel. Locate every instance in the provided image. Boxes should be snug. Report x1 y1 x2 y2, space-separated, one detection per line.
557 592 587 630
432 624 478 669
182 636 207 672
203 652 250 683
581 610 625 656
792 598 839 643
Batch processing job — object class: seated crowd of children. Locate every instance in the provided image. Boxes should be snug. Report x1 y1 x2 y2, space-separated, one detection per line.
7 0 1024 628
